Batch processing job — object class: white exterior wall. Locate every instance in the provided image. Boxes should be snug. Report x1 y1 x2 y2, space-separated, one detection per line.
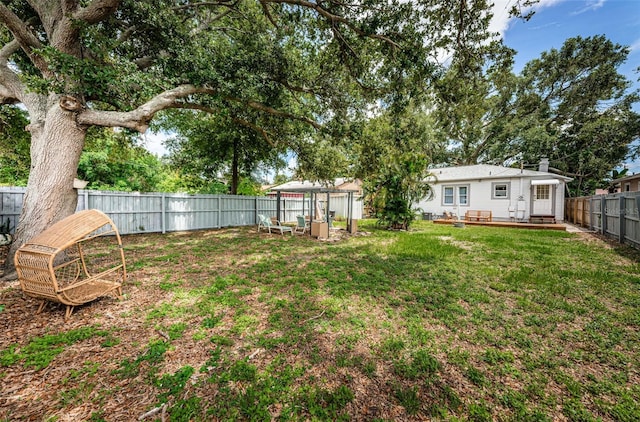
553 182 566 222
416 177 566 222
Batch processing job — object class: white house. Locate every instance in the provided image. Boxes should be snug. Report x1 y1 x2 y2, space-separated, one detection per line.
415 161 572 222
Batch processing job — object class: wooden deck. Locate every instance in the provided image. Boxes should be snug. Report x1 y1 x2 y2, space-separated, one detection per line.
433 219 567 231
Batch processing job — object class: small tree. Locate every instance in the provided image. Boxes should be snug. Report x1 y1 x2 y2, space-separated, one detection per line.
364 152 433 230
356 102 440 230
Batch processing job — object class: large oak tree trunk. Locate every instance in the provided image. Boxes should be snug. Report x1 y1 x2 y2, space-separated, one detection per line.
3 98 86 278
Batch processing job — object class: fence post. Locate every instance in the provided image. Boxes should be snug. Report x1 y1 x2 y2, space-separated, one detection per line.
217 196 221 228
587 196 594 230
619 196 626 243
601 196 607 235
161 194 166 234
568 198 572 224
255 196 258 224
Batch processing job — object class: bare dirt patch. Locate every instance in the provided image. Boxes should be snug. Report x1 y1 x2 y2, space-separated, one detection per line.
437 235 475 250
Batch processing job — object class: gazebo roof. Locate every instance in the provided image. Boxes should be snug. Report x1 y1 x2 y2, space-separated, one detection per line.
270 179 359 194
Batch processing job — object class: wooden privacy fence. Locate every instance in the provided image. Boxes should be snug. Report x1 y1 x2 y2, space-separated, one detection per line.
0 188 361 236
566 192 640 248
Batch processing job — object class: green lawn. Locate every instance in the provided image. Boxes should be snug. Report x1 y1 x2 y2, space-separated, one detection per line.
1 220 639 421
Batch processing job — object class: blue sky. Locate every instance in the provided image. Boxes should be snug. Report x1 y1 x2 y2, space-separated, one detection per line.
491 0 640 172
500 0 639 75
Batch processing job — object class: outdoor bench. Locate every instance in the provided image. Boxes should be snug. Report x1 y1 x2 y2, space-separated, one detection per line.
464 210 492 222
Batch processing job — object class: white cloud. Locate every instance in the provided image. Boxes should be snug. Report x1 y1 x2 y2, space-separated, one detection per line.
488 0 518 36
143 130 169 157
490 0 566 37
629 38 640 54
571 0 606 15
626 160 640 175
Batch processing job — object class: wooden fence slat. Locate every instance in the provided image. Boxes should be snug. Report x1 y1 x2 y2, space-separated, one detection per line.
565 192 640 248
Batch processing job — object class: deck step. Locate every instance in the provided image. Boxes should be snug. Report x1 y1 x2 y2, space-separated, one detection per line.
529 215 556 224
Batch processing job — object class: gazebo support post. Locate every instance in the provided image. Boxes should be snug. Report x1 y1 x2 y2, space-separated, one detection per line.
347 191 353 232
276 191 281 223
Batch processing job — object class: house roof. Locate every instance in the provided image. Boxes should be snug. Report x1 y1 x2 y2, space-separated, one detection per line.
614 173 640 184
428 164 572 183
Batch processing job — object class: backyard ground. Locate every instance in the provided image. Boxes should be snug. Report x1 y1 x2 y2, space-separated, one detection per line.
0 220 639 421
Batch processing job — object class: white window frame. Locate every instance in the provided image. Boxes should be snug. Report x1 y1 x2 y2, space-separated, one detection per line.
492 182 510 200
458 185 469 206
535 184 550 200
442 184 470 207
443 186 455 205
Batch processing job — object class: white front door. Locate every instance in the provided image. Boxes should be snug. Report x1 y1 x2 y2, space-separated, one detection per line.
532 184 553 215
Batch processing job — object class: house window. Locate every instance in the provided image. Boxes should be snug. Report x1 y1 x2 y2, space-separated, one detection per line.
443 186 455 205
624 183 631 192
442 185 470 206
458 186 468 205
536 185 550 200
492 182 510 200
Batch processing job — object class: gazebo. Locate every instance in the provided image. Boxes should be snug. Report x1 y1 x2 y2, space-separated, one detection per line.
270 182 359 234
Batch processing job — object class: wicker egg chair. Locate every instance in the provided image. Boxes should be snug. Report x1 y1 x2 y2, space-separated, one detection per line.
14 209 126 320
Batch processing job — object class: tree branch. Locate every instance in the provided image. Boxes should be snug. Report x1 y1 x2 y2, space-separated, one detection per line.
172 0 237 11
0 39 20 62
60 0 79 13
169 103 283 147
260 2 279 28
226 96 323 130
76 85 217 132
0 84 19 105
0 4 46 69
548 166 581 177
268 76 323 97
134 55 155 70
231 116 275 146
262 0 400 48
0 40 23 104
74 0 120 24
115 25 137 45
